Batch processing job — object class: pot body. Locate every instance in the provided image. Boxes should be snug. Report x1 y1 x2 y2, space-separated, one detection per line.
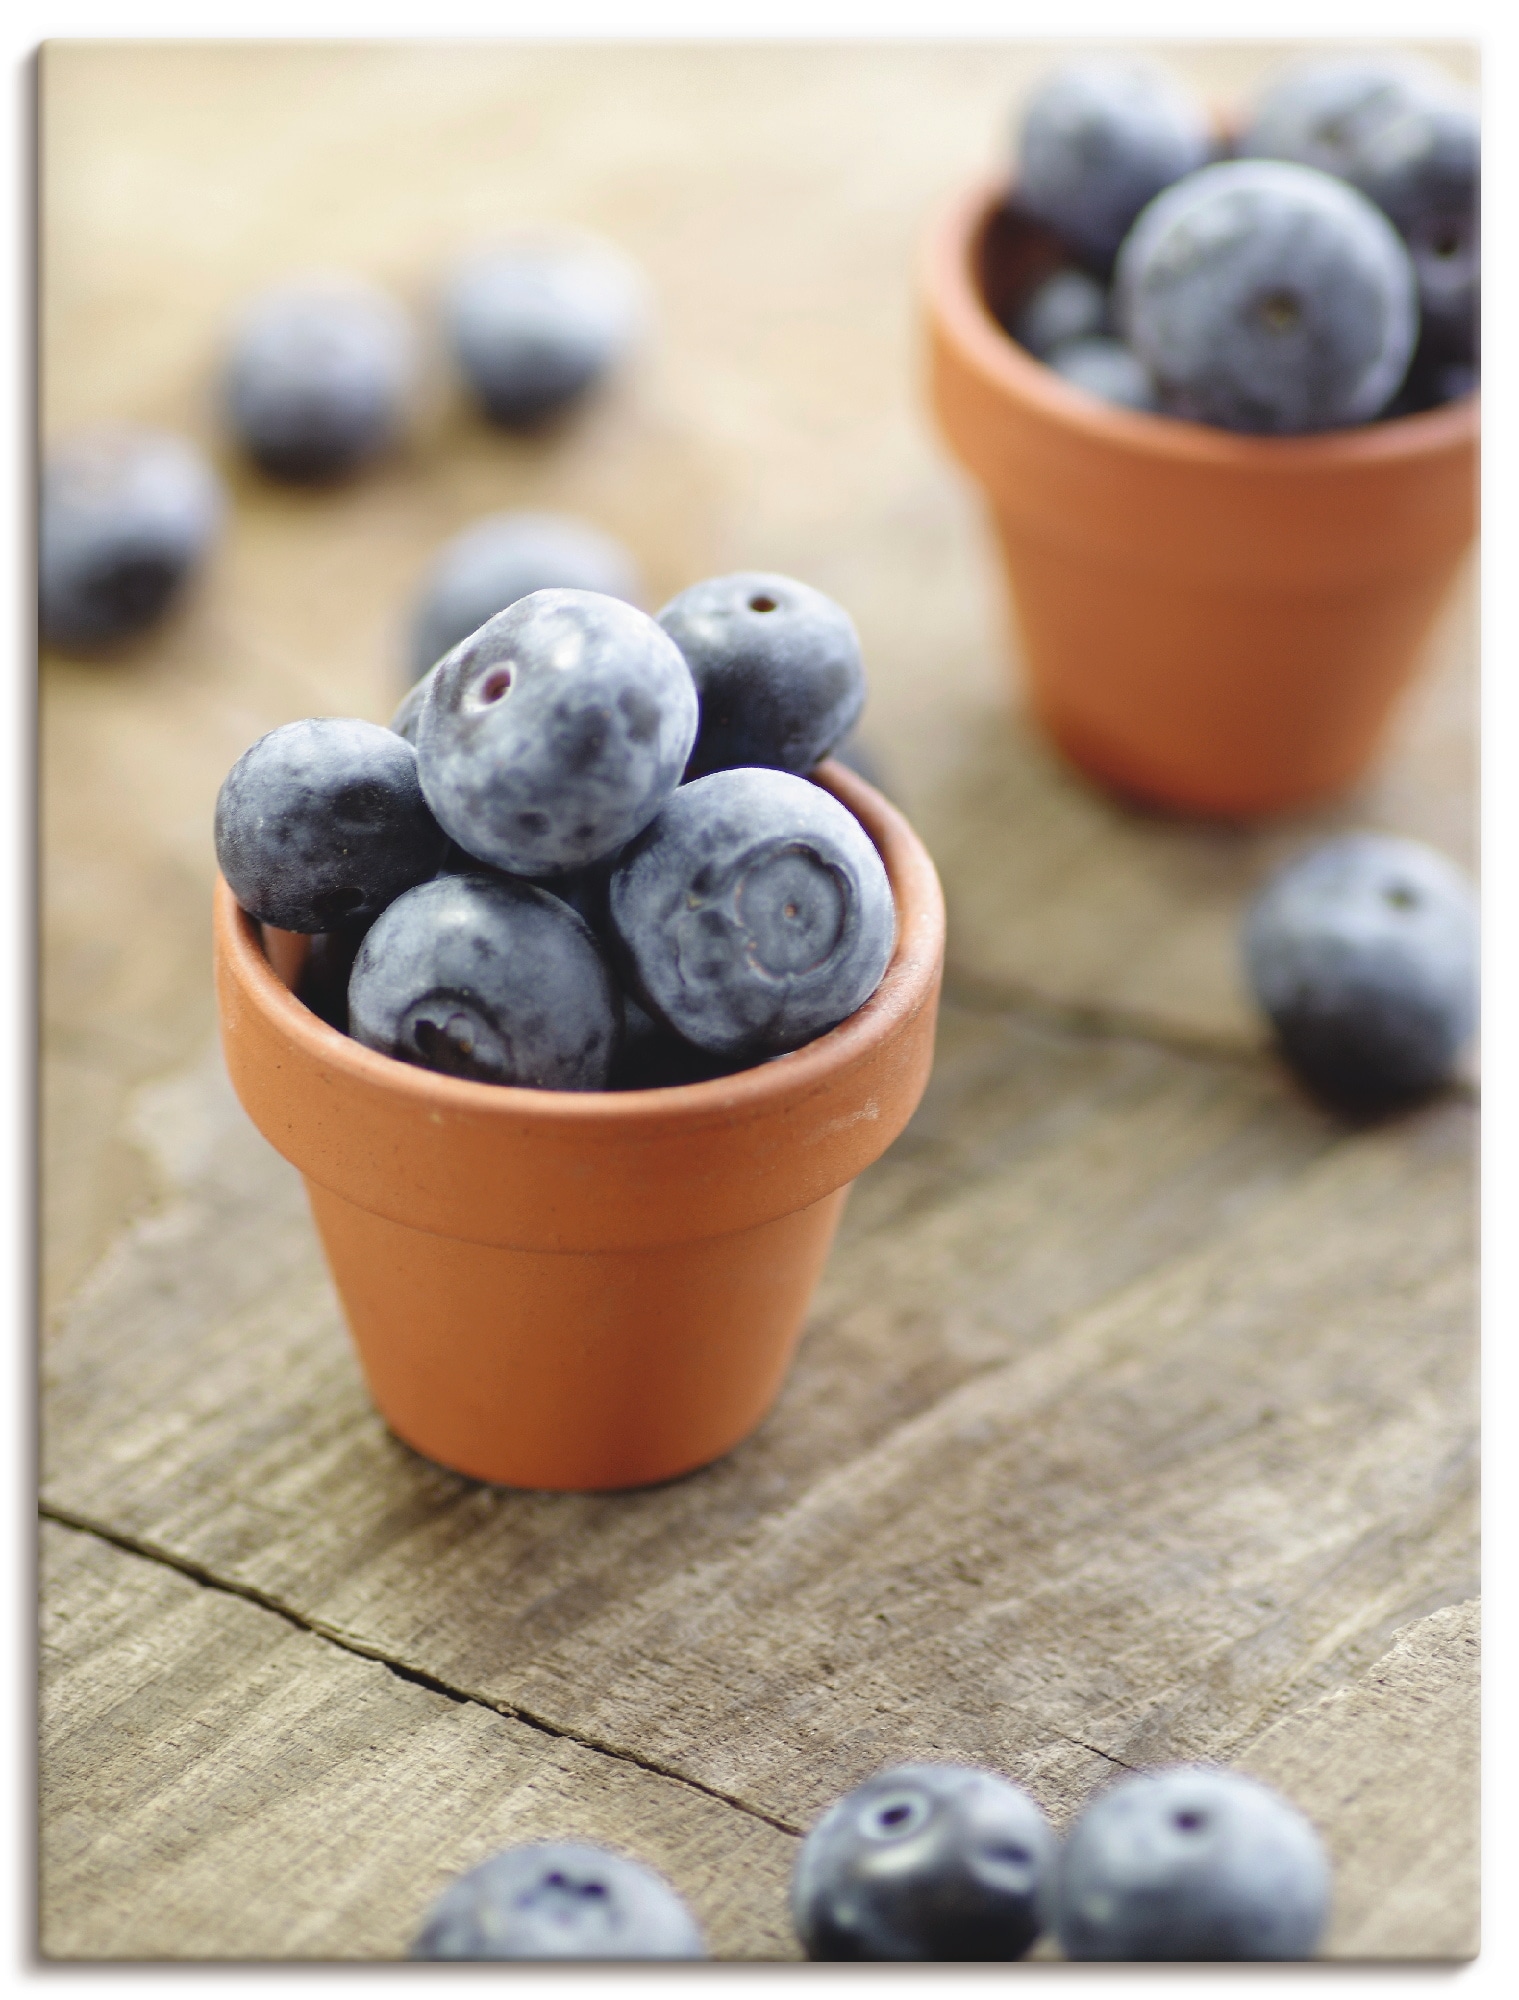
214 762 945 1490
925 186 1479 818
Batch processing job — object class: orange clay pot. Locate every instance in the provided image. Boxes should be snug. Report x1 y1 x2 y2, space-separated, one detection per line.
924 182 1479 818
213 762 945 1492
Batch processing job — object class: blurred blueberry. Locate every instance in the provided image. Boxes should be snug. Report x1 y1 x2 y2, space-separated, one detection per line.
610 766 895 1059
1240 58 1478 362
1009 267 1109 358
792 1762 1057 1961
389 665 434 746
40 426 224 651
416 588 697 877
410 1841 704 1959
1115 160 1418 433
1056 1766 1331 1961
215 717 447 932
1242 831 1477 1111
657 571 866 780
1016 62 1214 271
444 231 648 428
349 873 618 1091
221 274 416 483
1048 336 1159 411
408 510 641 683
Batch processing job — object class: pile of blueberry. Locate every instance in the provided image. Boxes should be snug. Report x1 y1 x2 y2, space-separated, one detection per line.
409 1759 1332 1962
1001 55 1478 430
215 572 896 1092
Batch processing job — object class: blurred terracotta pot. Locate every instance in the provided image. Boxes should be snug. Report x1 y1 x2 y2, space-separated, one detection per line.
214 762 944 1492
924 183 1478 818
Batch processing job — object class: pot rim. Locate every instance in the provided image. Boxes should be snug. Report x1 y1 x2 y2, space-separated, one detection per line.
924 177 1479 471
215 756 945 1138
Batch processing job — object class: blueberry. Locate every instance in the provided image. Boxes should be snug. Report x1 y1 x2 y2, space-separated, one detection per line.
1009 267 1110 358
388 665 434 747
444 231 647 429
221 275 415 483
295 920 371 1034
415 588 697 878
1240 59 1479 362
791 1763 1057 1961
1242 832 1477 1111
1048 336 1159 411
1016 62 1214 271
609 767 895 1059
215 717 448 932
1056 1766 1331 1961
40 426 224 651
611 995 754 1091
408 510 641 684
656 572 866 780
348 874 618 1091
409 1841 704 1959
1115 160 1418 434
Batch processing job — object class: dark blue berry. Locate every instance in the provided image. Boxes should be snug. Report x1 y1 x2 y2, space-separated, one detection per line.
791 1763 1057 1961
389 666 433 746
348 874 618 1091
444 232 647 429
222 275 415 483
1242 832 1477 1111
656 572 866 780
1048 336 1159 410
296 920 372 1034
415 588 697 878
410 1841 704 1959
1115 160 1418 433
1016 62 1213 271
1009 267 1110 357
40 427 224 651
1056 1766 1330 1961
408 510 641 684
609 767 895 1059
215 717 447 932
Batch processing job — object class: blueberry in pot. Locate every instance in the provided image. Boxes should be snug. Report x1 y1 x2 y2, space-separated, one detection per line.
407 510 642 684
215 717 448 932
609 766 894 1059
1242 832 1477 1111
40 426 224 651
1016 62 1214 271
296 919 372 1034
348 873 618 1091
1055 1765 1330 1961
1048 336 1159 411
791 1762 1056 1961
410 1840 704 1959
1009 266 1109 358
415 588 697 877
656 571 865 779
1115 159 1418 434
221 274 416 483
444 231 647 429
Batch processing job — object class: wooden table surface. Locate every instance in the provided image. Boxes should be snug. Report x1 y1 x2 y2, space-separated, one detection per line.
39 39 1478 1963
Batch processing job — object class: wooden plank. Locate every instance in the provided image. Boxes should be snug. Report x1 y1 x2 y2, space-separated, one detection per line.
40 1519 799 1961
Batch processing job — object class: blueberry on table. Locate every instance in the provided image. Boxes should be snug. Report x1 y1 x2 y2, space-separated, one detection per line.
215 717 448 933
1055 1766 1330 1961
415 588 697 878
791 1763 1056 1961
1242 832 1477 1112
410 1841 704 1959
657 571 866 779
1048 336 1159 411
408 509 642 684
1008 267 1109 358
348 874 618 1091
610 766 895 1059
40 426 224 651
1115 160 1418 434
221 275 415 483
444 231 647 429
1016 62 1214 271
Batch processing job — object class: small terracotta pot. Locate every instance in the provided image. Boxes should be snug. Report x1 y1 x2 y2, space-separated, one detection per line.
213 762 945 1492
924 183 1479 818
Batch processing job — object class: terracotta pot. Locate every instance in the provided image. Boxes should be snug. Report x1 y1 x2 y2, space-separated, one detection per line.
924 182 1479 818
213 762 945 1492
